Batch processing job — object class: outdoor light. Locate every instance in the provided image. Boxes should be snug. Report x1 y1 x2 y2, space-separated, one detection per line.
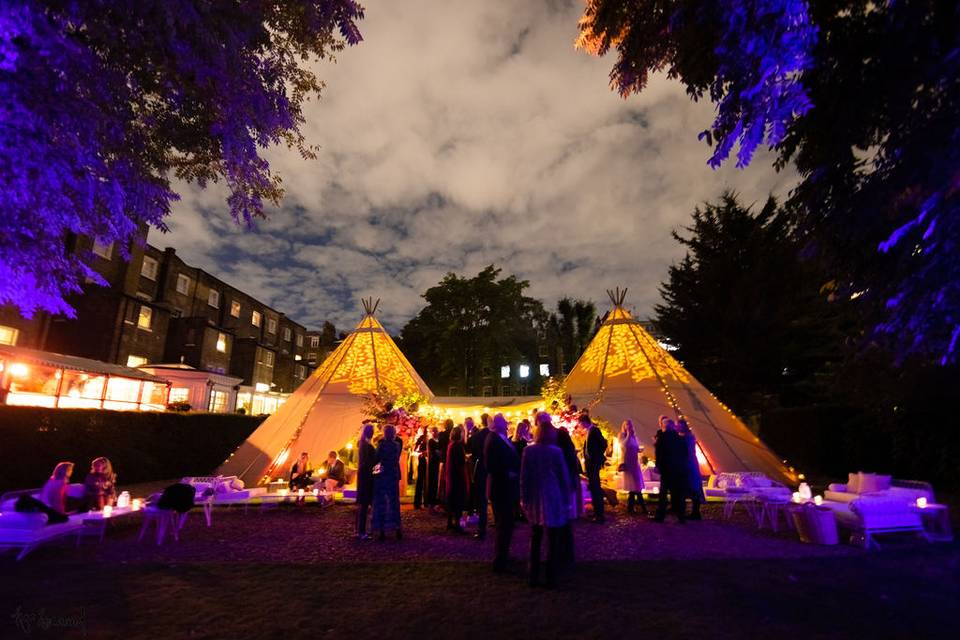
102 505 113 518
279 488 289 497
500 365 510 378
792 492 801 503
798 482 812 500
519 365 530 378
255 382 270 392
117 491 130 508
346 442 353 450
917 497 928 509
298 489 305 498
539 363 550 376
9 362 28 377
132 499 142 511
813 495 823 506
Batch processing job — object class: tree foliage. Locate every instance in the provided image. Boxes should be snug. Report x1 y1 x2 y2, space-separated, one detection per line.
655 192 842 415
0 0 364 318
546 297 597 373
399 266 547 395
579 0 960 363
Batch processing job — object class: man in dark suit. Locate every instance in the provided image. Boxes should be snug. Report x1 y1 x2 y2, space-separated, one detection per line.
467 414 490 539
582 413 608 523
437 419 454 504
356 423 376 539
484 413 520 572
654 418 687 523
426 427 441 508
413 428 428 509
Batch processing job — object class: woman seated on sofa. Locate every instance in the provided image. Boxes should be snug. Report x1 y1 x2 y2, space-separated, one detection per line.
83 456 117 510
14 461 75 524
289 452 314 491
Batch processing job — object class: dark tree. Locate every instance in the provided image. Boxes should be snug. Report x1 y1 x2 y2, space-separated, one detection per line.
545 298 597 373
578 0 960 363
655 192 842 416
399 266 547 395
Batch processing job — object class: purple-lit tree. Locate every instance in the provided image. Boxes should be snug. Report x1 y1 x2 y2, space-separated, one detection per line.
578 0 960 364
0 1 363 318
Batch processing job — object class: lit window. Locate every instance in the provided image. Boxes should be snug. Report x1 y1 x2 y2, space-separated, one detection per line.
252 310 262 327
263 350 274 367
216 332 227 353
307 352 317 362
310 336 320 348
0 325 18 346
283 327 291 341
92 239 113 259
267 318 277 334
519 365 530 378
539 364 550 376
176 274 191 295
141 256 159 280
126 355 148 368
500 365 510 379
294 354 302 361
230 300 241 317
208 289 220 308
169 387 190 403
208 389 228 413
137 305 152 330
296 334 303 347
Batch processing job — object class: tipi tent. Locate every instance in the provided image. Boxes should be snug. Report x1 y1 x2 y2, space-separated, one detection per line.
564 288 795 485
219 299 433 486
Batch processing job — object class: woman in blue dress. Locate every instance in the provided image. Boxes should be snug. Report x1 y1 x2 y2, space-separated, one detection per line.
371 423 403 540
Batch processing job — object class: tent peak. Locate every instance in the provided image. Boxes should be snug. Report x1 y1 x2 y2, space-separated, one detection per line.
360 297 381 316
605 287 628 309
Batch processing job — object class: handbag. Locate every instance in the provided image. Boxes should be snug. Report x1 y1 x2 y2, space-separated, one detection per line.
372 463 382 475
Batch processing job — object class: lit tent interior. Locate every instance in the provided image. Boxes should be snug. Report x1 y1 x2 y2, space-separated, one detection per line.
564 288 796 485
218 299 435 486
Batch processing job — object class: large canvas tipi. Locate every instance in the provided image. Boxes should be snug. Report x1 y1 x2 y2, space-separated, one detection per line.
565 289 795 485
219 299 433 486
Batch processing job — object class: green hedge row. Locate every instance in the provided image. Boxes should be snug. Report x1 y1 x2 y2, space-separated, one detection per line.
0 406 264 492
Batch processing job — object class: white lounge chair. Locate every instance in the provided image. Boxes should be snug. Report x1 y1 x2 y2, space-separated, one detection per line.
0 512 84 560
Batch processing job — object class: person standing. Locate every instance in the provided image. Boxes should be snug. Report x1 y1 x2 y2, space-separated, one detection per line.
413 427 428 509
484 413 520 572
356 423 376 539
426 426 442 510
581 414 608 523
520 414 571 588
437 418 453 504
653 418 686 523
618 421 647 515
445 425 469 533
468 414 490 539
372 424 403 540
554 426 582 567
676 419 704 520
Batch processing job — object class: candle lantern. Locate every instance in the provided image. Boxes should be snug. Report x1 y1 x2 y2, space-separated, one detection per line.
917 497 928 509
102 505 113 517
132 498 142 511
117 491 130 509
813 495 823 506
298 489 305 498
792 492 801 503
798 482 812 500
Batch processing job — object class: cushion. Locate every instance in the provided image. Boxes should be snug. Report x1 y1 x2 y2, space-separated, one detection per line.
0 512 49 530
847 472 861 493
859 473 883 493
876 474 892 491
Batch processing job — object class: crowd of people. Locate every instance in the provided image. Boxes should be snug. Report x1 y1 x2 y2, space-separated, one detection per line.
347 407 706 588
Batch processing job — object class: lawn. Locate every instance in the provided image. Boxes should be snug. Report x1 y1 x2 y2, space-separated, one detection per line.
1 502 957 639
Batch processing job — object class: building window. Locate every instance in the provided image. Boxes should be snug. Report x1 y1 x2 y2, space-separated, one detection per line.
92 239 113 259
310 336 320 348
0 325 18 346
141 256 159 280
176 273 191 295
216 332 227 353
538 343 549 358
263 350 274 367
169 387 190 404
126 355 148 368
500 365 510 379
230 300 241 318
296 334 303 347
519 364 530 378
282 327 291 341
307 352 317 363
539 363 550 376
137 305 152 330
208 289 220 308
208 389 228 413
251 310 262 327
267 318 277 334
296 364 306 378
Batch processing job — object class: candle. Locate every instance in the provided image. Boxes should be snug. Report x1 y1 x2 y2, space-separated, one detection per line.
132 498 142 511
798 482 812 500
298 489 305 498
312 488 319 497
102 505 113 517
792 492 801 503
813 495 823 506
917 497 928 509
279 488 289 497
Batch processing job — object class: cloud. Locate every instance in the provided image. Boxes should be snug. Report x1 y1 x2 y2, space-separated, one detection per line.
162 0 796 333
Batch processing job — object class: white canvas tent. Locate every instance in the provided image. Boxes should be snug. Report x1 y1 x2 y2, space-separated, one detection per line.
219 299 434 486
564 289 796 485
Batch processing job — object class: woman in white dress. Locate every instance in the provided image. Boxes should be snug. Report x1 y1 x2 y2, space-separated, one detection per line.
619 420 647 515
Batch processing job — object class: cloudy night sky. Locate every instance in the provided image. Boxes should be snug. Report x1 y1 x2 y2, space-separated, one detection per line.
164 0 796 334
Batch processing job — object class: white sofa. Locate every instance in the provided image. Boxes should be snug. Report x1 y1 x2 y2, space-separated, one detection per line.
704 472 791 501
0 484 88 560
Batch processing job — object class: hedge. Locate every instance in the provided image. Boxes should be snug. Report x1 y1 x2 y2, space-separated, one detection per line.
0 406 264 492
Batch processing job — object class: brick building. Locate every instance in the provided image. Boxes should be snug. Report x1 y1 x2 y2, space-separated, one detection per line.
0 229 320 410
